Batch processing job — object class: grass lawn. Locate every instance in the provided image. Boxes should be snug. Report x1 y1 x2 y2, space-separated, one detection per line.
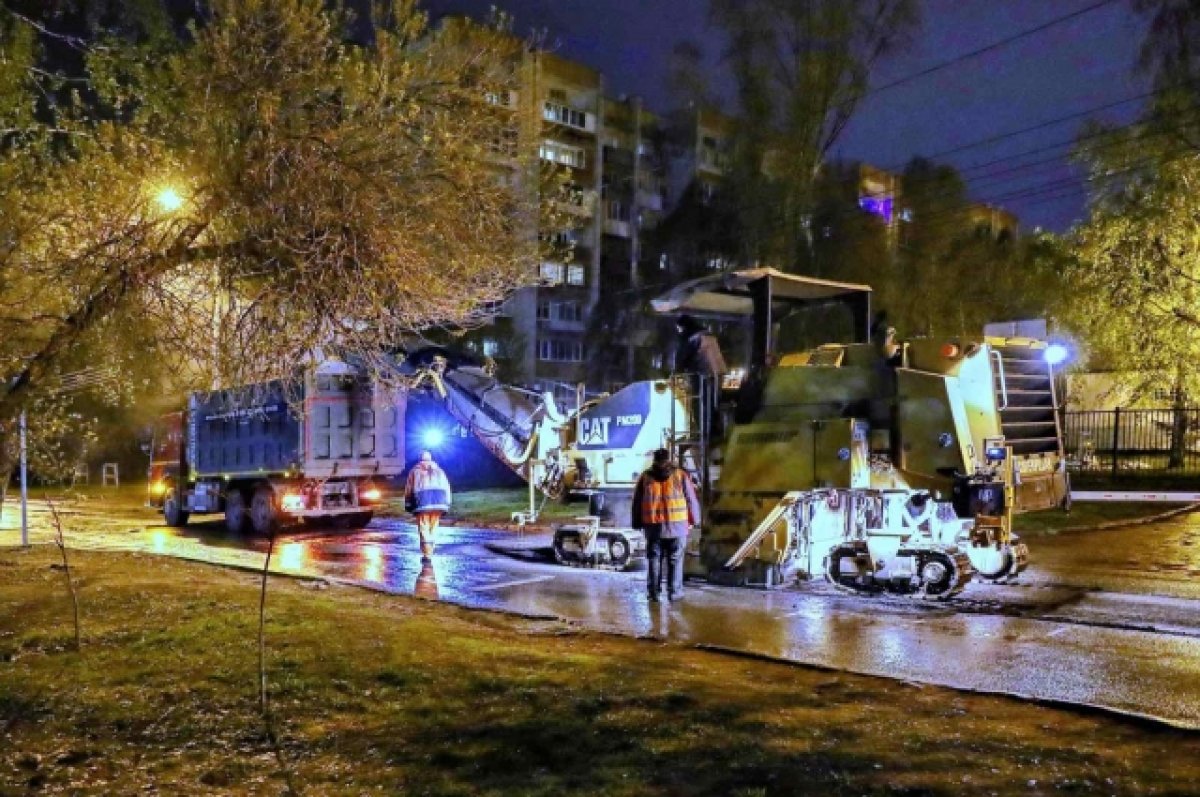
3 546 1199 795
378 487 586 527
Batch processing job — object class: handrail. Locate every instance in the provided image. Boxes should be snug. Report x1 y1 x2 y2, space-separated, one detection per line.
991 350 1009 411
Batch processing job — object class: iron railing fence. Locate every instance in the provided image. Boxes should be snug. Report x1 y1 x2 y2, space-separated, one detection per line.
1060 408 1200 476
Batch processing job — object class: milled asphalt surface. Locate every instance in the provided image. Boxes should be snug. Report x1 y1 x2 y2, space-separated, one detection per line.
5 495 1200 729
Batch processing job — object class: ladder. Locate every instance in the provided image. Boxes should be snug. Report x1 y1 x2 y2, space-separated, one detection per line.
992 343 1063 457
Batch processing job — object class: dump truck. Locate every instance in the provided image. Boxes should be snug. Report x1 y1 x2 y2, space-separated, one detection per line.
147 361 406 533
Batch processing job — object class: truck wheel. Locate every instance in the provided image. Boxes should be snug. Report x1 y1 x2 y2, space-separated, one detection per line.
163 486 189 528
225 488 250 535
250 486 278 536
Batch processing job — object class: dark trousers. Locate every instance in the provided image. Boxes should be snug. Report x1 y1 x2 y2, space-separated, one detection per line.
645 527 685 598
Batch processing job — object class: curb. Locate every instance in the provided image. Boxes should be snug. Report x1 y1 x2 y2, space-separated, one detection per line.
693 643 1199 733
1051 502 1200 535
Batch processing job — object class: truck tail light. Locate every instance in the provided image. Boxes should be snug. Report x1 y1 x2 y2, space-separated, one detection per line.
940 343 960 359
360 487 383 503
281 493 305 512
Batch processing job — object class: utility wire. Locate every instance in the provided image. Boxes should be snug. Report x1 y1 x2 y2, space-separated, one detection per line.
868 0 1123 96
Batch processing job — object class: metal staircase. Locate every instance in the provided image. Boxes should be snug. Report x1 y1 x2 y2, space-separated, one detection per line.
992 344 1063 457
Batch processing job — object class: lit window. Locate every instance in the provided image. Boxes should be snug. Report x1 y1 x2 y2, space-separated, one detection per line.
659 253 669 271
482 338 499 357
540 141 586 169
543 102 589 131
651 354 664 369
566 265 586 286
540 262 565 284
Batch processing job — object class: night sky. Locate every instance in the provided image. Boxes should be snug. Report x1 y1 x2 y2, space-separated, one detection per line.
424 0 1148 232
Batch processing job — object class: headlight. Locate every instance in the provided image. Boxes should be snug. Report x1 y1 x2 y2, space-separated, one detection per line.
281 493 305 512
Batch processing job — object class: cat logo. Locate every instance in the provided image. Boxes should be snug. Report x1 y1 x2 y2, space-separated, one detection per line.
579 417 611 446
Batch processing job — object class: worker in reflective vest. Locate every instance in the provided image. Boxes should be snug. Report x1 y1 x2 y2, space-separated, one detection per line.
631 448 700 602
405 451 452 563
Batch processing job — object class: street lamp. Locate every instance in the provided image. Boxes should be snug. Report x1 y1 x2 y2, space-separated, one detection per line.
155 186 185 214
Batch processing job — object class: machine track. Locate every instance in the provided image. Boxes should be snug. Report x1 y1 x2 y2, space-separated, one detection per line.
551 527 639 571
824 544 974 601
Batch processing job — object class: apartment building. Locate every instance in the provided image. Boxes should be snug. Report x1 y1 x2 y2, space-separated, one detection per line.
469 47 706 399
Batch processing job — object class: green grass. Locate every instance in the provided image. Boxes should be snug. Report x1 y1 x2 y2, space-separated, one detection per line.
379 487 585 526
3 546 1200 794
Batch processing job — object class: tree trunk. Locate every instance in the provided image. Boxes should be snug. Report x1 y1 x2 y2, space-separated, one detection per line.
1169 404 1189 470
1168 375 1189 470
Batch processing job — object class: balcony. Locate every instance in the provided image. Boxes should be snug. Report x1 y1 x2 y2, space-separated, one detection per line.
636 190 663 212
698 148 729 175
604 219 632 238
543 101 595 133
540 140 587 170
555 189 596 218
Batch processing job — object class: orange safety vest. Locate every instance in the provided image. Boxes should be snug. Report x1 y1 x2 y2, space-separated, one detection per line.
640 470 691 525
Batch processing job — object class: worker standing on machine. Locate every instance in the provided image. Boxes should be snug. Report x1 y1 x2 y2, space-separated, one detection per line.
404 450 452 563
632 448 701 602
675 314 728 436
675 314 727 382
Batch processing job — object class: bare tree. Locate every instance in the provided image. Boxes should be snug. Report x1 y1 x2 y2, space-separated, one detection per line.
44 494 81 651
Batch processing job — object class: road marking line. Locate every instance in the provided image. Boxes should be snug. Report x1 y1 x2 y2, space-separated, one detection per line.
472 575 555 592
780 610 808 618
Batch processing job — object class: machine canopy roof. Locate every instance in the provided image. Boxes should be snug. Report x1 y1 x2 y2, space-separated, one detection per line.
649 268 872 317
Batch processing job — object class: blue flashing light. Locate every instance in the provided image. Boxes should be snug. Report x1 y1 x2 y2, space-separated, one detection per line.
1044 343 1070 367
421 427 446 449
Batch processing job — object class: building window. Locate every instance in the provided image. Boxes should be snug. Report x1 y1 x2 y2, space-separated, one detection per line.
538 339 585 362
706 256 730 271
651 353 664 369
557 301 582 322
606 200 628 222
488 127 518 158
541 230 576 247
482 338 499 357
540 262 565 284
540 140 586 169
537 301 551 320
659 253 669 271
548 88 567 103
566 264 586 286
484 90 514 108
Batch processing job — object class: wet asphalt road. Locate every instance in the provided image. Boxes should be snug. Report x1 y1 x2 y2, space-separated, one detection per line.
5 499 1200 729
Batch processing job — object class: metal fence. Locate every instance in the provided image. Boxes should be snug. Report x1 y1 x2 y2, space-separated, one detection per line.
1061 408 1200 476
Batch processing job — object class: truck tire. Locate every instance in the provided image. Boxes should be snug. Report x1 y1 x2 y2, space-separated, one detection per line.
225 488 250 535
250 486 278 536
162 486 189 528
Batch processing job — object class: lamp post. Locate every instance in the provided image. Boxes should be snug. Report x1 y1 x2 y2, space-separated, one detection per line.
19 411 27 546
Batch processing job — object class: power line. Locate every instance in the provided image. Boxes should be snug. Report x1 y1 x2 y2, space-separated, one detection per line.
891 88 1159 169
868 0 1123 96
